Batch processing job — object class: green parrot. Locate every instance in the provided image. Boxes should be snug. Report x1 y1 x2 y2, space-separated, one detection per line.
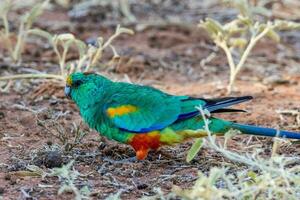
64 72 300 160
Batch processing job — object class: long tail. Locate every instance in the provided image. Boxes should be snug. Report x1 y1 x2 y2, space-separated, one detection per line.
231 123 300 139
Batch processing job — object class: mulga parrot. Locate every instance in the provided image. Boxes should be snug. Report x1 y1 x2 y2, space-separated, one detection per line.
64 72 300 160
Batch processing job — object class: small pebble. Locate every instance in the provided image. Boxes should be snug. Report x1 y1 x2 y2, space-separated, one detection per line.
0 111 5 119
44 151 64 168
4 174 11 180
137 183 148 190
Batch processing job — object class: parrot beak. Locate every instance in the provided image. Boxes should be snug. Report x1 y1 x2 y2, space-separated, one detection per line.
64 86 71 98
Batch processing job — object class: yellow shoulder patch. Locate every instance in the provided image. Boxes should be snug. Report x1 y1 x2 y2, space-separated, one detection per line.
107 105 138 118
66 76 72 86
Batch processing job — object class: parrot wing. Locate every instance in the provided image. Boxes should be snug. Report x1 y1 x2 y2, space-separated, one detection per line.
104 84 182 133
104 82 252 133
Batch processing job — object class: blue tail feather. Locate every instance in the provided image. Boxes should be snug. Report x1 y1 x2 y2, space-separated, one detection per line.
231 123 300 139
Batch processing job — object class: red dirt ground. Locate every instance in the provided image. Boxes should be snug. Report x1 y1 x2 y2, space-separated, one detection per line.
0 1 300 199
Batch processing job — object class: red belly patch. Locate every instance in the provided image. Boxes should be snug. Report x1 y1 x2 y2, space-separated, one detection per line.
129 131 161 160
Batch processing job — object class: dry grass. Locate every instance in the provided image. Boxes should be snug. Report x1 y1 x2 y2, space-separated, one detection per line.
199 0 300 93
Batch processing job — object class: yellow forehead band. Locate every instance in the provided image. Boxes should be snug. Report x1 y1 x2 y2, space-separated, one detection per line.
66 76 72 86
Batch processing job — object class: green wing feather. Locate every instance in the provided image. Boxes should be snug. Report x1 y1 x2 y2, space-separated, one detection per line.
104 82 251 133
105 83 182 132
178 96 206 114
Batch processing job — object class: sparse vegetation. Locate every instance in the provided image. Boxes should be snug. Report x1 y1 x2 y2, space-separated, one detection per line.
0 24 133 82
29 25 133 79
199 0 300 93
48 160 91 200
37 119 88 152
0 0 49 63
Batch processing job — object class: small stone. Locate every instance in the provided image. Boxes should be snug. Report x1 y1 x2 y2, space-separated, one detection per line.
0 111 5 119
46 140 53 146
4 173 11 180
44 151 63 168
137 183 148 190
9 177 17 185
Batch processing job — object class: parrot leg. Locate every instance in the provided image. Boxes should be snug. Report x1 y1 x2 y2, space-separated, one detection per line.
135 147 150 160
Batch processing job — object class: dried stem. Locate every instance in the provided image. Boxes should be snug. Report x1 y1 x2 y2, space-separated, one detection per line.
227 25 272 93
0 74 65 81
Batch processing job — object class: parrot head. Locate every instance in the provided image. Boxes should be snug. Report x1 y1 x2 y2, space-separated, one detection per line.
65 72 90 98
64 72 110 100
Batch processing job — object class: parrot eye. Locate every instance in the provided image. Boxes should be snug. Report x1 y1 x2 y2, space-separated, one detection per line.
73 80 83 87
